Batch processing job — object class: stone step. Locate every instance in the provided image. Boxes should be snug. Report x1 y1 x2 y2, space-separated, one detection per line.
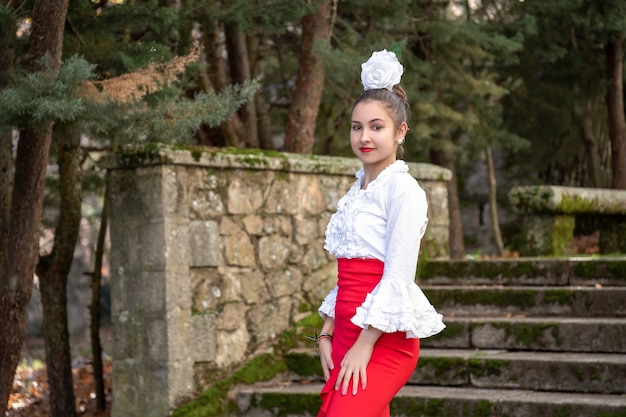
283 348 626 395
421 317 626 353
422 285 626 317
417 257 626 287
234 383 626 417
413 348 626 394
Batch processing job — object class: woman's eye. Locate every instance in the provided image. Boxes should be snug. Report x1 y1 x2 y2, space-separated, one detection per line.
352 125 361 131
372 125 383 130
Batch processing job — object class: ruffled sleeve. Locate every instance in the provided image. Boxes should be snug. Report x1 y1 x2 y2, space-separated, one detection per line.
349 172 445 339
351 280 445 338
318 284 338 320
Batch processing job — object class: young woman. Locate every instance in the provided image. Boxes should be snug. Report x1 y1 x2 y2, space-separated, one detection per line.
316 50 445 417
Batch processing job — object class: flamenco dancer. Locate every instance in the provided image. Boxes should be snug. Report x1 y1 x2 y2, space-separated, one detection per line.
316 49 446 417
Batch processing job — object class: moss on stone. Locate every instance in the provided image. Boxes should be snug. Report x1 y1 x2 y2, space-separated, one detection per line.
550 215 576 255
258 392 322 416
173 353 288 417
572 259 626 283
437 321 466 340
418 258 570 281
473 400 495 417
493 321 561 347
173 313 326 417
428 288 538 309
392 397 495 417
390 397 446 417
419 357 467 382
509 186 554 213
589 366 601 381
554 404 572 417
544 289 576 305
468 358 509 378
117 143 167 166
599 410 626 417
285 352 322 378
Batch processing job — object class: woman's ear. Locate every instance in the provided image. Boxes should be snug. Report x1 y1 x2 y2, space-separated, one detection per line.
397 122 408 139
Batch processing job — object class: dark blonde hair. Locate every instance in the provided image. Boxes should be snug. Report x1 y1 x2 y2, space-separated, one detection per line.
353 84 409 131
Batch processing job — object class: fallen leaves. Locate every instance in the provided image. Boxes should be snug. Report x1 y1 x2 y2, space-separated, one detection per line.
8 356 112 417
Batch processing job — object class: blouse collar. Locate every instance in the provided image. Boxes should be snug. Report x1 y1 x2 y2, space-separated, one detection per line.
355 160 408 195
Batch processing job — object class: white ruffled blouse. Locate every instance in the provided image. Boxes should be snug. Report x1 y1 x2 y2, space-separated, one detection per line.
318 160 445 339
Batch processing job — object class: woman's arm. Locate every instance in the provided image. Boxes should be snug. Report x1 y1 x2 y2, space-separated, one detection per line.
319 317 335 382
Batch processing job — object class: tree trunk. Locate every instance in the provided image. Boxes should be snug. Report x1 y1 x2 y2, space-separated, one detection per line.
579 105 601 188
429 145 464 259
283 0 333 154
485 146 504 255
37 127 82 417
247 32 274 150
605 34 626 189
225 24 259 148
0 0 70 410
90 172 109 410
202 22 245 147
0 1 16 283
0 130 11 280
255 91 275 149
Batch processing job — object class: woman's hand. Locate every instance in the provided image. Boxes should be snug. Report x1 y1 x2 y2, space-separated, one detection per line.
318 338 334 381
335 327 382 395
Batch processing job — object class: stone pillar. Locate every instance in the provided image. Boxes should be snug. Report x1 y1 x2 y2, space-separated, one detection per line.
108 165 194 417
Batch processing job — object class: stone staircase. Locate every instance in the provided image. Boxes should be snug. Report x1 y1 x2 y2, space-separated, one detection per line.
233 257 626 417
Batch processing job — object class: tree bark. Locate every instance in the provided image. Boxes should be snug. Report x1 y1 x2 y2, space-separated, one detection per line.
0 0 70 411
579 104 601 187
283 0 333 154
202 23 246 147
485 146 504 255
429 145 465 259
225 24 259 148
0 1 16 283
90 173 110 411
255 91 275 149
37 127 82 417
605 34 626 189
0 130 11 281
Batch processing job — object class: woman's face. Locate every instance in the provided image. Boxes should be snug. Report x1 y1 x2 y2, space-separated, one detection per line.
350 100 406 174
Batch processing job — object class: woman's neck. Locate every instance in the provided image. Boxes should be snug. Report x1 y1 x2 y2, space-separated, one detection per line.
361 159 396 189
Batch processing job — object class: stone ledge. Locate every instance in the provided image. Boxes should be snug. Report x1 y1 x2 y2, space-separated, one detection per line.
509 185 626 215
417 257 626 286
102 144 453 181
422 317 626 353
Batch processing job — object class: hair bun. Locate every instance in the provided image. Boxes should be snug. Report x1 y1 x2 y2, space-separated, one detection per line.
392 84 409 107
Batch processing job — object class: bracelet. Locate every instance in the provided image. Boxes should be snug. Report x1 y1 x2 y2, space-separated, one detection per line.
306 331 333 347
317 333 333 343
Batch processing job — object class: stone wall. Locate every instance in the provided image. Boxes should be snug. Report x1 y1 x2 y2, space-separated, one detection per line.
106 146 451 417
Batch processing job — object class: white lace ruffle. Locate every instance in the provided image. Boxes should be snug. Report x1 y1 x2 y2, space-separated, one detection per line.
318 285 338 319
324 161 409 259
350 279 445 339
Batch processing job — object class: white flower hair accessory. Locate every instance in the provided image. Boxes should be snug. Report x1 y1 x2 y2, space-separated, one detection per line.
360 49 404 91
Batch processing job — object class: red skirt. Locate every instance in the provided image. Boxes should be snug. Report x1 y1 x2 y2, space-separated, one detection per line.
318 258 420 417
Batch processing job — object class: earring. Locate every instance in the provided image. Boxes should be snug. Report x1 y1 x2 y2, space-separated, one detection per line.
398 137 405 145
